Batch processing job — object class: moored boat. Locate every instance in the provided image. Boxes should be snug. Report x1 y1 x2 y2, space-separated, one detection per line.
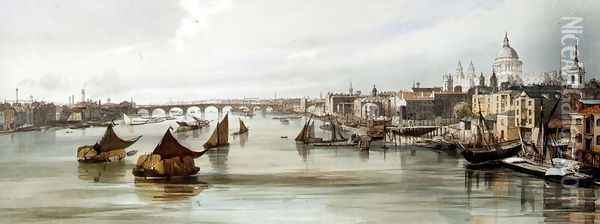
459 104 521 166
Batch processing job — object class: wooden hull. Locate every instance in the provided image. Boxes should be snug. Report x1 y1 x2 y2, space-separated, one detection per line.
461 141 521 164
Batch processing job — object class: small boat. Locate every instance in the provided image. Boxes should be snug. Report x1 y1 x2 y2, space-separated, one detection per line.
175 116 209 133
419 139 458 152
280 136 288 139
544 158 593 187
133 128 208 179
287 115 302 120
280 119 290 124
77 123 142 163
233 118 249 135
123 114 149 125
203 114 229 149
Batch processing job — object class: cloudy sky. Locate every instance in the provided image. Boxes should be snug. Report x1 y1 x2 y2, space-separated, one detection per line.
0 0 598 104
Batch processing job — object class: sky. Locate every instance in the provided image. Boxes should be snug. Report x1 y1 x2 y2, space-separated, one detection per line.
0 0 599 104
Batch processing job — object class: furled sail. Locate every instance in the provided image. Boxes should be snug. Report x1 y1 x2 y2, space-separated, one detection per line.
93 123 141 152
204 114 229 148
152 128 207 159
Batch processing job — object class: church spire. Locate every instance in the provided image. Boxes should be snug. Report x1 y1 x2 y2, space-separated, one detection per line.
574 42 580 64
503 32 510 47
456 60 464 79
468 61 475 75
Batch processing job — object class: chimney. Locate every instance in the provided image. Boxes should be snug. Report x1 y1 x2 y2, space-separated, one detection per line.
15 88 19 104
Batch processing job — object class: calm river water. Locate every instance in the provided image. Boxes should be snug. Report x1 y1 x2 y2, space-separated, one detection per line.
0 112 599 223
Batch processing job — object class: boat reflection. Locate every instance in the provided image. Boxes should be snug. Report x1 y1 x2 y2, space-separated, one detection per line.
78 161 132 183
134 178 208 202
295 144 310 163
237 132 248 148
464 169 600 223
207 147 230 173
359 150 369 161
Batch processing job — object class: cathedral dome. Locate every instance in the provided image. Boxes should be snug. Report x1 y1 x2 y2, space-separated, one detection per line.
496 46 519 59
496 33 519 59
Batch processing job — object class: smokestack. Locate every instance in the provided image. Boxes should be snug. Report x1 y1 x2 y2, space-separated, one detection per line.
81 89 86 103
15 88 18 104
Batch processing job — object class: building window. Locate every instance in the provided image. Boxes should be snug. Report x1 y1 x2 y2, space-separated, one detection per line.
576 118 582 125
528 100 532 106
597 119 600 127
597 136 600 145
577 134 582 143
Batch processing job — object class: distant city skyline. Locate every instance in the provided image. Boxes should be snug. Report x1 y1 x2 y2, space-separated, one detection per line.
1 0 599 104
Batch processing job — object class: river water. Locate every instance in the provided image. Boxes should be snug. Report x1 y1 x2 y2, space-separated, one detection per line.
0 112 599 223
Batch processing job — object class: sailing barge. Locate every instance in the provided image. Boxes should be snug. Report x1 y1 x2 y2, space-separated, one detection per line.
295 115 319 144
459 105 521 167
233 118 249 135
77 123 141 163
204 114 229 148
133 128 208 179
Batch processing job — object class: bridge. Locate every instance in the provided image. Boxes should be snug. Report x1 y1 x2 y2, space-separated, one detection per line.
134 98 325 117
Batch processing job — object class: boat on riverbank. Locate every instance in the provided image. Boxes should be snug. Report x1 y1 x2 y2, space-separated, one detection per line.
503 98 592 187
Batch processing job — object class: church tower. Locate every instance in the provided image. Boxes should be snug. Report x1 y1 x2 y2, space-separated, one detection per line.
467 61 476 89
490 70 498 92
371 84 378 97
566 43 585 89
479 72 486 87
454 61 465 92
443 73 453 92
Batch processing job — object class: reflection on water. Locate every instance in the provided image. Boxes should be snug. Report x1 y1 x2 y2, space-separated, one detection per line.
78 162 133 183
207 147 230 173
464 169 600 223
2 112 600 223
134 179 208 202
295 144 310 163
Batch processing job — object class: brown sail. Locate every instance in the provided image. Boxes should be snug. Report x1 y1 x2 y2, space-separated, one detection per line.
295 116 314 143
152 128 208 159
93 123 141 152
239 119 248 133
204 113 229 148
